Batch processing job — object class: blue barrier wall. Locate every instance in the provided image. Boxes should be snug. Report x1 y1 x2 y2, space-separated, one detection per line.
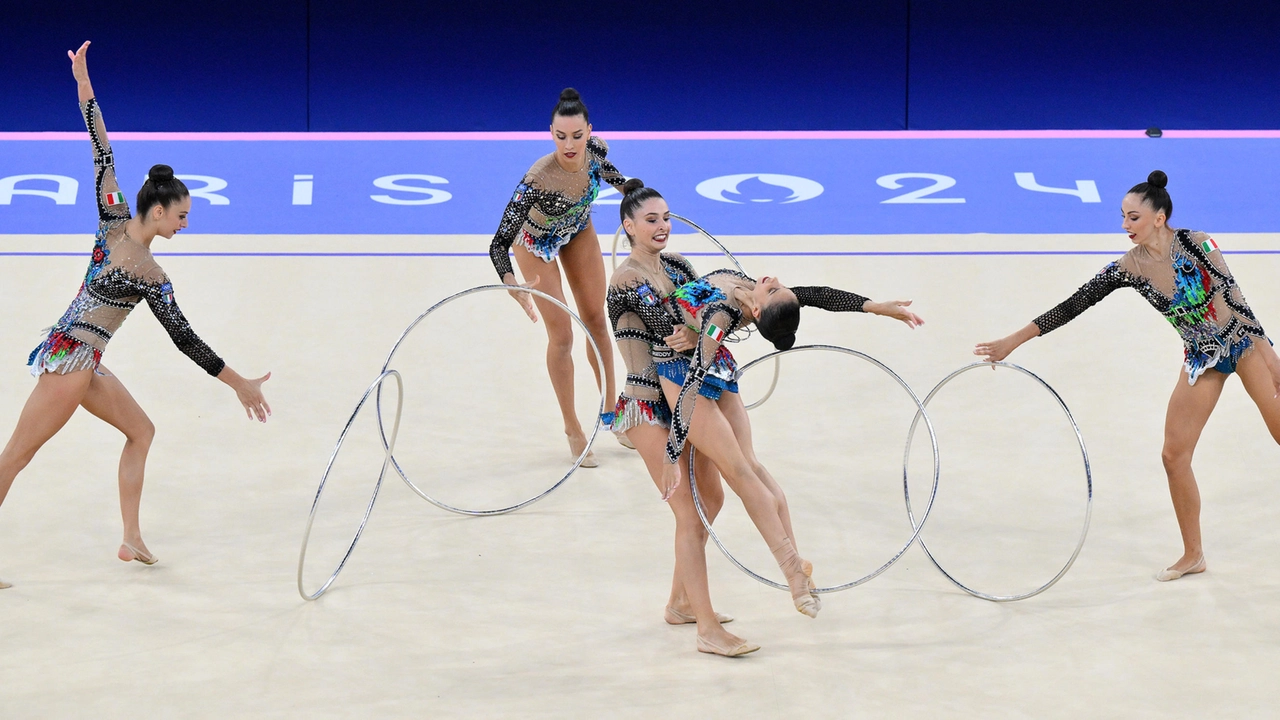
0 1 1276 131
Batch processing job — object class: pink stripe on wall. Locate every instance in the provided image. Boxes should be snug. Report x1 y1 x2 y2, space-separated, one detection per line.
1 129 1278 141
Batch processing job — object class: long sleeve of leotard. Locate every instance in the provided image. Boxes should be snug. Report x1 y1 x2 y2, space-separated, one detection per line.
489 180 538 279
1032 261 1136 335
792 285 869 313
81 97 130 226
130 270 226 376
587 136 627 189
665 302 739 464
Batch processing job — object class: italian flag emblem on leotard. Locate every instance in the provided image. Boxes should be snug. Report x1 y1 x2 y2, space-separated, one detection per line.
705 323 726 343
1201 237 1219 254
104 191 124 206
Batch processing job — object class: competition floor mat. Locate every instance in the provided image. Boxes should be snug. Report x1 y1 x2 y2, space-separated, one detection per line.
2 132 1280 718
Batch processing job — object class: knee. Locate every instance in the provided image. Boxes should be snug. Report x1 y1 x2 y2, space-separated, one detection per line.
131 418 155 447
546 328 574 355
1161 443 1190 472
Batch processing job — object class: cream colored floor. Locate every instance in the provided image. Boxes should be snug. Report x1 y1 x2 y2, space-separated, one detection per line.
2 230 1279 718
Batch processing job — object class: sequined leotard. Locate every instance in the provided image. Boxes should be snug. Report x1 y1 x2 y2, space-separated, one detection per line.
26 98 225 379
610 266 869 463
606 252 701 432
488 137 626 279
1033 229 1266 384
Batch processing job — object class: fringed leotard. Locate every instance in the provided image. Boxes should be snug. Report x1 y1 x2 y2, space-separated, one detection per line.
488 136 626 279
1033 229 1266 384
606 252 702 432
27 98 225 379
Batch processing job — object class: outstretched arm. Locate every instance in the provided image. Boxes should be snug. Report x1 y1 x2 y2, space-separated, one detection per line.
793 285 923 328
975 261 1132 363
139 274 271 422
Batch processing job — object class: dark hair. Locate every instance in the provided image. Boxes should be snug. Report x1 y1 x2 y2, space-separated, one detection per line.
551 87 589 123
136 164 189 217
756 295 799 351
618 178 665 240
1127 170 1172 220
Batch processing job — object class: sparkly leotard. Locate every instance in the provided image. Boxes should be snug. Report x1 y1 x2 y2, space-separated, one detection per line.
26 98 225 378
613 266 869 463
606 252 701 432
488 136 626 279
1033 229 1266 384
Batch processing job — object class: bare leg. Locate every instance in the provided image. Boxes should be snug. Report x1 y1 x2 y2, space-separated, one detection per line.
0 370 93 506
0 369 94 587
661 378 817 616
559 221 617 410
512 244 594 463
717 391 798 552
79 368 157 562
628 422 751 654
1159 367 1227 577
1235 348 1280 443
667 448 726 620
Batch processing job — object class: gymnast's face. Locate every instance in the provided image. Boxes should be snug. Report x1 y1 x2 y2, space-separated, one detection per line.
550 113 591 171
1121 193 1167 246
749 275 797 318
149 196 191 239
624 197 671 254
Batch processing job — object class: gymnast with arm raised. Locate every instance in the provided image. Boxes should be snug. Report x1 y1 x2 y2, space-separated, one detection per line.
488 88 627 467
0 42 271 588
976 170 1280 582
608 179 922 654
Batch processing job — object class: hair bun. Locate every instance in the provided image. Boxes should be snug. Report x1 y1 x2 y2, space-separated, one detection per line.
559 87 581 102
773 333 796 351
148 164 175 184
1147 170 1168 189
621 178 645 195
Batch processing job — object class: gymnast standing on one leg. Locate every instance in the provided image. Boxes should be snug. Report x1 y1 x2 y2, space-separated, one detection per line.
488 89 627 467
976 170 1280 582
0 42 272 589
608 180 922 652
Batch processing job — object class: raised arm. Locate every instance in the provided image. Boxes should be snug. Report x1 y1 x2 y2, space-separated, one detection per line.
587 136 626 188
69 41 129 224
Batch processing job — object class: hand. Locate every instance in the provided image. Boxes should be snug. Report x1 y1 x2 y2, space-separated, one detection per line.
504 273 538 323
868 299 923 329
659 463 680 502
235 372 273 422
974 336 1018 364
68 41 91 84
664 325 698 352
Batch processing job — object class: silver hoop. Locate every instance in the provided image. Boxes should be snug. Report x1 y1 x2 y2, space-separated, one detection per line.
904 362 1093 602
687 344 941 593
375 284 606 516
297 369 404 601
610 212 780 411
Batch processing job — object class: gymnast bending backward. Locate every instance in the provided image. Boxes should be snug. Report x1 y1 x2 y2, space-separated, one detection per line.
488 89 626 467
0 43 272 589
607 179 923 654
976 170 1280 582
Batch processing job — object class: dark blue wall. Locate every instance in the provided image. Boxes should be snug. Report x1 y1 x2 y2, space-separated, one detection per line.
1 1 1276 131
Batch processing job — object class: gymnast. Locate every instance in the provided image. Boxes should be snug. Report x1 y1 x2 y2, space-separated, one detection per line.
0 42 271 589
607 179 922 655
976 170 1280 582
488 88 627 467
